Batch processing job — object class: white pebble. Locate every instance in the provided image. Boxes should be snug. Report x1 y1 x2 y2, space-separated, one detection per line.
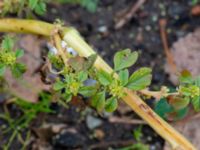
67 47 78 56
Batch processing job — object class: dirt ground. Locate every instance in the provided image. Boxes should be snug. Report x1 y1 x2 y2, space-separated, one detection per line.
1 0 200 149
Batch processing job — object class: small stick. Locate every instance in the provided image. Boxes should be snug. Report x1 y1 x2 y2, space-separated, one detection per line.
109 116 146 124
159 19 177 74
115 0 146 29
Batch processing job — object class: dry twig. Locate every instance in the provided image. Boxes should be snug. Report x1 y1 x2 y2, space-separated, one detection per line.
159 19 177 74
115 0 146 29
109 116 146 125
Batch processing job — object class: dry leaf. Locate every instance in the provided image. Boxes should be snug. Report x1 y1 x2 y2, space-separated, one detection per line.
5 35 51 102
165 28 200 84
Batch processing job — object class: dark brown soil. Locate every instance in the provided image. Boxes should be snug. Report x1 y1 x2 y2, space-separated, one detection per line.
1 0 200 150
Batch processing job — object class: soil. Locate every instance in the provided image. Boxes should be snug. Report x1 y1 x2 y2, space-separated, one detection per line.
1 0 200 150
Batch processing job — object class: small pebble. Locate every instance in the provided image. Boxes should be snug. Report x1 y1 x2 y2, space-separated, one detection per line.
98 26 108 33
145 25 152 31
86 115 103 130
67 47 78 56
47 43 58 55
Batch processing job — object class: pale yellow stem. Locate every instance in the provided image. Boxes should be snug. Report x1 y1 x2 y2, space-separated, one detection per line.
53 33 68 67
63 29 196 150
0 18 196 150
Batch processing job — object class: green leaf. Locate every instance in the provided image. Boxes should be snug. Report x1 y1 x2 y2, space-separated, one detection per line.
78 71 88 82
195 76 200 87
105 97 118 112
84 54 97 70
175 107 188 120
114 49 138 71
62 93 72 102
34 2 46 15
11 63 26 78
154 98 173 119
79 86 97 97
0 64 6 76
179 70 193 84
53 81 65 91
126 67 152 90
118 143 149 150
169 96 190 110
97 69 112 86
119 69 129 86
133 126 142 142
81 0 98 13
1 36 14 50
28 0 39 9
91 91 105 112
15 49 24 58
191 96 200 112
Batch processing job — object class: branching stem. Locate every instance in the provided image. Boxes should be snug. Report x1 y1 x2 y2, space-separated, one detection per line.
0 18 196 150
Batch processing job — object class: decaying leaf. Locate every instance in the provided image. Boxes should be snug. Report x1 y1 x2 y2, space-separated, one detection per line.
4 35 51 102
165 28 200 84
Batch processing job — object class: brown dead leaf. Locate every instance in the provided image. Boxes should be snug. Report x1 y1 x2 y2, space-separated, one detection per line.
165 28 200 84
5 35 51 102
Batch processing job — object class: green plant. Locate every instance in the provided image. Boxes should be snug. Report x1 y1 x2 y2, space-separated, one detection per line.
154 70 200 121
58 0 99 12
0 18 198 149
0 36 25 77
53 49 151 112
0 0 47 16
0 92 52 149
0 0 98 17
118 127 149 150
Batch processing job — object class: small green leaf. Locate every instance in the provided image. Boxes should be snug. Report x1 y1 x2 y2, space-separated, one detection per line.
34 2 46 15
114 49 138 71
53 81 65 91
91 91 105 112
133 126 142 142
79 86 97 97
154 98 173 119
105 97 118 112
97 70 112 86
81 0 98 13
15 49 24 58
62 93 72 102
0 64 6 76
11 63 26 78
28 0 39 9
195 76 200 87
179 70 193 84
119 69 129 86
126 67 152 90
191 96 200 112
169 96 190 110
175 107 188 120
78 71 88 82
1 36 14 50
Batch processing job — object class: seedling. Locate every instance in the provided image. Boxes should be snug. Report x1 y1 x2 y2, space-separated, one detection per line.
0 1 199 149
0 36 25 78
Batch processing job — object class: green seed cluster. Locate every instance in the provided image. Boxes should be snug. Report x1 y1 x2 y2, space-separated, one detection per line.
0 51 16 66
109 80 125 98
69 82 81 96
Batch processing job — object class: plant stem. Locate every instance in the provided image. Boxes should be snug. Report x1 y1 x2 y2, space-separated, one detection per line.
53 33 69 67
0 18 196 150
